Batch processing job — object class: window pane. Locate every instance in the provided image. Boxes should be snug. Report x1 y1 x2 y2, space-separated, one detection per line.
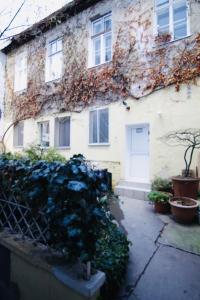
40 122 49 147
14 122 24 147
173 1 187 39
104 33 112 62
49 52 62 79
57 39 63 52
157 8 169 33
156 0 169 7
50 41 57 55
99 109 108 143
93 19 102 35
93 37 101 65
89 111 98 143
104 15 112 31
174 23 187 39
58 117 70 147
174 3 187 22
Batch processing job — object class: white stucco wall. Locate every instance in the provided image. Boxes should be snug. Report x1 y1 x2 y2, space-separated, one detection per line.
2 0 200 185
4 81 200 185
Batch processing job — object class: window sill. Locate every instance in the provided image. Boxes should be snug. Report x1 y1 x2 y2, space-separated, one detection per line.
154 34 193 48
88 143 110 147
55 146 70 150
14 88 27 94
45 76 62 84
13 146 24 149
88 60 112 70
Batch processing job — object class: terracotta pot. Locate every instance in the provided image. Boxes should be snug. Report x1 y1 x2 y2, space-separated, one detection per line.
172 176 200 199
154 202 171 214
169 197 198 224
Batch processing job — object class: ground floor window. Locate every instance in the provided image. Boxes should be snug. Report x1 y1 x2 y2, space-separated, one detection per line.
38 121 50 147
55 117 70 148
89 108 109 144
13 121 24 147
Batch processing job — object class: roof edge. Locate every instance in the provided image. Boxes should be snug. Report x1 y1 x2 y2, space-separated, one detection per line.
2 0 102 54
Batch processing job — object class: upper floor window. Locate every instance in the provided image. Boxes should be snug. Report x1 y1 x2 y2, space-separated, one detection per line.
38 121 50 147
89 108 109 144
14 51 27 92
13 122 24 147
45 37 63 82
90 13 112 67
55 117 70 148
155 0 189 41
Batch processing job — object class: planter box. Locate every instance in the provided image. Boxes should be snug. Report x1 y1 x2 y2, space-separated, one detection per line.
0 230 105 300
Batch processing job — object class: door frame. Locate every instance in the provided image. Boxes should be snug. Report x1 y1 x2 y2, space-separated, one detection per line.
125 123 150 182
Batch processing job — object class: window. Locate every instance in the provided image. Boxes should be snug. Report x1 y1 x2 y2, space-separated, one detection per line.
155 0 189 40
90 13 112 66
55 117 70 148
13 122 24 147
14 51 27 92
89 108 109 144
45 37 63 82
38 121 50 147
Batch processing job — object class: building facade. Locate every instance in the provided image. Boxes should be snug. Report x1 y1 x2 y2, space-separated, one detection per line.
1 0 200 189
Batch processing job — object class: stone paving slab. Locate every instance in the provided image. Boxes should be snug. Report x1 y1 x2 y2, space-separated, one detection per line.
112 197 200 300
158 218 200 255
133 245 200 300
110 198 164 292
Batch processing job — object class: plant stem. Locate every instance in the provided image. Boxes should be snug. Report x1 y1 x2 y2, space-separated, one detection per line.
187 146 195 177
184 146 191 177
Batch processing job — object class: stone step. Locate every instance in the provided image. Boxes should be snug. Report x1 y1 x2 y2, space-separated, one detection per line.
114 185 150 201
118 180 151 190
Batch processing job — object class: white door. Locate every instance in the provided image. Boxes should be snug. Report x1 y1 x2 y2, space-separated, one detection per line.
127 125 149 182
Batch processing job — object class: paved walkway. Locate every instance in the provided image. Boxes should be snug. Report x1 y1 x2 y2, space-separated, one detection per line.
111 197 200 300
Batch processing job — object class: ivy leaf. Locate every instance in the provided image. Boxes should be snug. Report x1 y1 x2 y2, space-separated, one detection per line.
67 181 88 192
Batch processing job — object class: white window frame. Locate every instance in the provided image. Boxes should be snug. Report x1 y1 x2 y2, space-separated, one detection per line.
155 0 190 41
14 51 27 92
89 13 112 67
89 107 109 146
38 121 50 148
54 116 71 149
13 122 24 148
45 37 63 82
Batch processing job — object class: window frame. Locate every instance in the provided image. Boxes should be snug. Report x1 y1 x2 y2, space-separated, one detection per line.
154 0 190 42
89 12 112 68
38 121 50 148
89 107 109 146
14 50 27 92
13 121 24 148
45 36 63 82
54 116 71 149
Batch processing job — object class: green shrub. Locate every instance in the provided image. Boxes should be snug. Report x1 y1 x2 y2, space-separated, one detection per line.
94 222 130 300
0 154 111 261
148 191 171 203
0 154 130 297
151 177 172 193
24 145 66 162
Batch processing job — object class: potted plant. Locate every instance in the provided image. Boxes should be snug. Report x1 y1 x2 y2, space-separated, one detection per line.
148 191 172 214
163 129 200 199
169 197 198 224
151 177 173 194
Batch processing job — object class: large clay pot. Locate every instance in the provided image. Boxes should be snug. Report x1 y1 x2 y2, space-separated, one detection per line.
154 202 171 214
169 197 198 224
172 176 200 199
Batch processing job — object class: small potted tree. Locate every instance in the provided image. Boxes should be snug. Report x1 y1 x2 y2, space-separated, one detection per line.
148 191 172 214
163 129 200 199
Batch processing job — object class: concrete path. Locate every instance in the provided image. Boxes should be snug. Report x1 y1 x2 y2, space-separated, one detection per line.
111 197 200 300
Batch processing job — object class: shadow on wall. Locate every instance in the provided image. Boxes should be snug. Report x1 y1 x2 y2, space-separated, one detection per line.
110 199 128 236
